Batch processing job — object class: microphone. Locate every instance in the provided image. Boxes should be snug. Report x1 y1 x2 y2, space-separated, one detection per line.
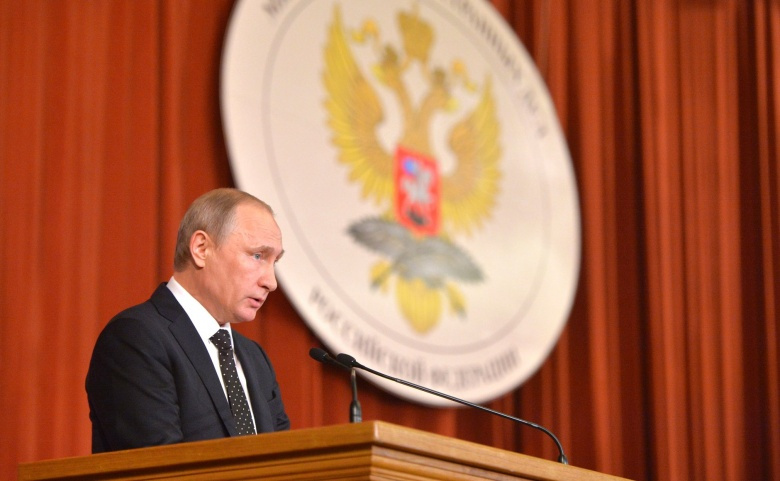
309 347 362 423
335 352 569 465
309 347 346 369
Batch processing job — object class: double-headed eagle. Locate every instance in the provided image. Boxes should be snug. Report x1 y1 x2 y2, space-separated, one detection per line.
323 4 501 334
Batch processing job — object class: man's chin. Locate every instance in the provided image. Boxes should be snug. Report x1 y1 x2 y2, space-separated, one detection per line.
234 309 260 324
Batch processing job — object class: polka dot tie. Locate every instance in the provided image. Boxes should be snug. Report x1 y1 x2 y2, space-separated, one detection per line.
210 329 256 436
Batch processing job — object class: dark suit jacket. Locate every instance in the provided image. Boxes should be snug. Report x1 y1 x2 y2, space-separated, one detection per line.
86 283 290 453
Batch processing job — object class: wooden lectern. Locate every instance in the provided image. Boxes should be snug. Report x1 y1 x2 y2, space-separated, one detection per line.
18 421 631 480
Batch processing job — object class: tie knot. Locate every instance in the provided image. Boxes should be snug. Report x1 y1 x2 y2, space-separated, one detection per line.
210 329 233 353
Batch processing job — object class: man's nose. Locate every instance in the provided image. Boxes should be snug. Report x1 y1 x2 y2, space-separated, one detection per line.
260 267 278 292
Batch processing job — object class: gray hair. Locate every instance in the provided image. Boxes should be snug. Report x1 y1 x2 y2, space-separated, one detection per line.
173 188 272 271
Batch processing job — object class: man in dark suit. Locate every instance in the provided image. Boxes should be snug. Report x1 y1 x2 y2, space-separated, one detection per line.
86 188 290 453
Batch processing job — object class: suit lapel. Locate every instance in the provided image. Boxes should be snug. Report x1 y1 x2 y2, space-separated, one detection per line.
150 284 238 437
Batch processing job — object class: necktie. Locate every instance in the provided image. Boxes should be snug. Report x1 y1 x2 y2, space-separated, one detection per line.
210 329 256 436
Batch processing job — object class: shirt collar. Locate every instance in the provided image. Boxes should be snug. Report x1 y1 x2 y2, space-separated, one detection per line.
167 276 232 345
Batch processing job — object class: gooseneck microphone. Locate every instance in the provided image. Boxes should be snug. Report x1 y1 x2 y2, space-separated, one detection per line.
335 352 569 465
309 348 362 423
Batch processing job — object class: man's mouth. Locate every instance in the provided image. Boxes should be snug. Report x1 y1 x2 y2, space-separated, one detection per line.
249 297 264 308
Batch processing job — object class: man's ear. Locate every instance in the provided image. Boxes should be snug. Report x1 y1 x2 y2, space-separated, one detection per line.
189 230 211 268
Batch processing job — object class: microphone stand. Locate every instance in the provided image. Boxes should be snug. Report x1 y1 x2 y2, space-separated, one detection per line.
335 353 568 465
349 368 362 423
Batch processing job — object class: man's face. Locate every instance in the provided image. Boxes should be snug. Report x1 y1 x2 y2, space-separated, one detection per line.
200 202 283 325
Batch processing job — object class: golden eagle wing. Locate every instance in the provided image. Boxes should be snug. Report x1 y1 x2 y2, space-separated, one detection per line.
323 6 393 206
442 78 501 235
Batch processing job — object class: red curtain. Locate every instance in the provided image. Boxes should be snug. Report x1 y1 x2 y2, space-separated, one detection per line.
1 1 778 480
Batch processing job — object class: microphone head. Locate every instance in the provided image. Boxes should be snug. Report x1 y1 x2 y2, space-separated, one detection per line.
310 347 351 370
336 353 358 367
309 347 330 363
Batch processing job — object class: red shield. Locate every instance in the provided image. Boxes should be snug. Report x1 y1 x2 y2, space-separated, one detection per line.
394 146 440 236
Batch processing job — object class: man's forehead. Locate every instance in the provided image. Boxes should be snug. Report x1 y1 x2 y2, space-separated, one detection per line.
235 203 277 226
236 200 273 216
234 204 282 241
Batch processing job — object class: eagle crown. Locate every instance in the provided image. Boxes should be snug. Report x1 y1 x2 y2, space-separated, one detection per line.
354 5 478 157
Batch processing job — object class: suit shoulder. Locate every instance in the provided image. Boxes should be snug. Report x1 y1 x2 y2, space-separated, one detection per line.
105 301 167 332
99 284 180 335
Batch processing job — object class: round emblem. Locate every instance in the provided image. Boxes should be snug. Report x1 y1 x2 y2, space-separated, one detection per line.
221 0 580 405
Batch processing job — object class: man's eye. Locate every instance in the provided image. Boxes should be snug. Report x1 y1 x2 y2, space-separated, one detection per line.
253 253 262 260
